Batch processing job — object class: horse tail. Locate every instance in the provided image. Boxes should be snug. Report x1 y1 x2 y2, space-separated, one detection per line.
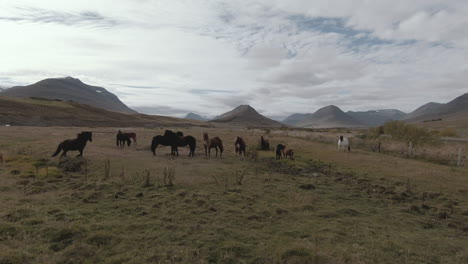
52 143 63 157
219 140 224 153
151 137 158 155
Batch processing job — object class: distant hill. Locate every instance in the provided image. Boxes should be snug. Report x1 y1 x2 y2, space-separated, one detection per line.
347 109 406 126
283 105 363 128
1 77 136 114
405 93 468 122
211 105 283 127
0 96 209 128
404 102 443 120
185 112 209 121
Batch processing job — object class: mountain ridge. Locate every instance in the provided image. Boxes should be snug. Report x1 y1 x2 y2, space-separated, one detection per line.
1 77 137 114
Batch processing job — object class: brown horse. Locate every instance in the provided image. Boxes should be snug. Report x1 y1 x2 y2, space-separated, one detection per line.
203 132 223 158
284 149 294 160
234 136 246 157
260 136 270 150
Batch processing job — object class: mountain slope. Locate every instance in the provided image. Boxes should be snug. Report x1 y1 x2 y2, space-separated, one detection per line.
405 93 468 122
1 77 136 114
347 109 406 126
185 112 209 121
0 96 209 127
211 105 283 127
285 105 363 128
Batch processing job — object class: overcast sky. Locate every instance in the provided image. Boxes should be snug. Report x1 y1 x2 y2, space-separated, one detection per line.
1 0 467 118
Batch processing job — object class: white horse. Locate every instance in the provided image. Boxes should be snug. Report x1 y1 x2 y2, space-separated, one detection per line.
337 136 350 152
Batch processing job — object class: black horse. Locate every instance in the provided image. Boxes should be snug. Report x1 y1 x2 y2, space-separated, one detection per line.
260 136 270 150
52 131 93 158
175 132 197 157
235 136 246 157
116 130 131 148
151 130 196 157
275 144 286 160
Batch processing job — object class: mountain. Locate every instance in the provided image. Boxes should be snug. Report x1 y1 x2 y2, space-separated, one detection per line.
0 96 209 127
283 113 313 126
1 77 136 114
404 102 443 120
347 109 406 126
284 105 363 128
185 112 209 121
210 105 283 127
405 93 468 122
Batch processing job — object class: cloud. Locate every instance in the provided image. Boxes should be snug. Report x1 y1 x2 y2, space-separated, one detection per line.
0 6 118 28
1 0 467 117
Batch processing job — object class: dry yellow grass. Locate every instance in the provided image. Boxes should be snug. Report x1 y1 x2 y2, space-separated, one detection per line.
0 126 467 263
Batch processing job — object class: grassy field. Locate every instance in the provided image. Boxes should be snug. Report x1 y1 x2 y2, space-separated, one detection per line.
0 126 467 264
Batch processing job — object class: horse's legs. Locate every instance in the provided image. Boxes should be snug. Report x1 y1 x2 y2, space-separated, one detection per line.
204 146 208 158
215 147 218 157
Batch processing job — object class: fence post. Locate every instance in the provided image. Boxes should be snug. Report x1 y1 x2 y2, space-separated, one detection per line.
457 147 463 167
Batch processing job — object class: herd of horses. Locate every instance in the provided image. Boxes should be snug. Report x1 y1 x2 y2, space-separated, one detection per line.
51 130 351 159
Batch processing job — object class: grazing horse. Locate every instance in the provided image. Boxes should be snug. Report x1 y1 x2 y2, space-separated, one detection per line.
284 149 294 160
276 144 286 160
234 136 246 157
260 136 270 150
151 130 178 156
52 131 93 158
174 131 197 157
151 130 196 157
338 136 350 152
116 130 131 148
203 132 224 158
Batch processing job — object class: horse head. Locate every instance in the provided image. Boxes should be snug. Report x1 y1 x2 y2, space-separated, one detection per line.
79 131 93 142
203 132 209 141
339 136 344 142
176 131 184 137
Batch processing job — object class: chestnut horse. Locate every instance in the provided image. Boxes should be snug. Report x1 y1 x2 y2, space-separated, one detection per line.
234 136 246 157
203 132 223 158
284 149 294 160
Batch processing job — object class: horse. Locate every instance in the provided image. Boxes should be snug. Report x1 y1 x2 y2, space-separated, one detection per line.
151 130 196 157
52 131 93 158
151 130 178 156
203 132 223 158
234 136 246 157
275 144 286 160
174 131 196 157
338 136 351 152
284 149 294 160
260 136 270 150
116 130 131 148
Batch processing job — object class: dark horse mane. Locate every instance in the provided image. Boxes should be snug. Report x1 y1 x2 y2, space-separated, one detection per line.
52 131 93 158
151 130 196 157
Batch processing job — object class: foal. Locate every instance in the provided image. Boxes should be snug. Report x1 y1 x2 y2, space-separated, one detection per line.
284 149 294 160
203 132 224 158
